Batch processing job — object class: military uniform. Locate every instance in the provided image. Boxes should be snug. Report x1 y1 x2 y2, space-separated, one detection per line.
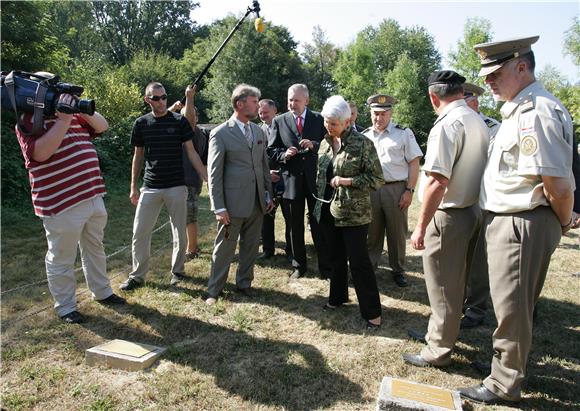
457 36 575 405
415 71 489 366
313 127 384 320
363 94 423 282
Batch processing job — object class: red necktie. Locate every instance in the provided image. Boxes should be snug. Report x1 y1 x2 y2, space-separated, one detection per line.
296 116 303 135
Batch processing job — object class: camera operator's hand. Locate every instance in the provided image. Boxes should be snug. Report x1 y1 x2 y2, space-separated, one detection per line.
168 101 183 112
56 93 78 115
299 139 314 151
284 146 298 160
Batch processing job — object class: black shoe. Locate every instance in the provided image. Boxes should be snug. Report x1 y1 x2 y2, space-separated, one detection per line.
119 278 143 291
322 303 339 310
170 272 188 286
60 311 85 324
186 247 200 260
366 320 381 330
460 315 484 329
289 269 303 280
402 353 433 367
470 360 492 375
458 384 509 405
393 273 408 287
97 293 126 305
236 286 254 297
407 329 426 344
257 252 274 261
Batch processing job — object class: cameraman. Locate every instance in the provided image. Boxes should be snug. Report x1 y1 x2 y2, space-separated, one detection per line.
15 74 126 324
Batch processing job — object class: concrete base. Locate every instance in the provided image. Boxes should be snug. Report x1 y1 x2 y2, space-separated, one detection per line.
376 377 462 411
86 339 166 371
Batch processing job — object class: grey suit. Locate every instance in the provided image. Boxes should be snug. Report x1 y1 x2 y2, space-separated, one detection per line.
207 116 272 297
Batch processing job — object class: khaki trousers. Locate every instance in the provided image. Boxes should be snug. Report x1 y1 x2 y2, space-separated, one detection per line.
463 213 490 321
421 205 481 365
483 207 561 401
129 186 188 282
42 197 113 316
368 181 408 273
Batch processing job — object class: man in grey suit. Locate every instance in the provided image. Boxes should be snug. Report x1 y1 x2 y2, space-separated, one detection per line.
205 84 274 305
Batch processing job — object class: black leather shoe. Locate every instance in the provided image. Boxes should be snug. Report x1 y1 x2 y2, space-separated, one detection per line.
393 273 408 287
366 320 381 330
458 384 508 405
60 311 85 324
402 353 432 367
460 315 484 329
289 269 303 280
257 252 274 261
119 278 143 291
407 329 426 344
322 303 339 310
236 286 254 297
97 293 126 305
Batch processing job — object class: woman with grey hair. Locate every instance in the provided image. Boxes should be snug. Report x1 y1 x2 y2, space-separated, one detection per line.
313 95 385 329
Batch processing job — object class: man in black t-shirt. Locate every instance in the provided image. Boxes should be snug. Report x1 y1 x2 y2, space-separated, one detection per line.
120 82 207 291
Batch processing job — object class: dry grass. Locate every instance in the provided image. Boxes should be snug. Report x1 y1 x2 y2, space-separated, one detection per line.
1 183 579 410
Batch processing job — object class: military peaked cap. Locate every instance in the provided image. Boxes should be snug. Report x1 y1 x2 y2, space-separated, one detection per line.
366 94 397 111
474 36 539 76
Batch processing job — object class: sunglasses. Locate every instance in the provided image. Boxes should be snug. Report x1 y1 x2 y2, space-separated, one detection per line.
148 94 167 102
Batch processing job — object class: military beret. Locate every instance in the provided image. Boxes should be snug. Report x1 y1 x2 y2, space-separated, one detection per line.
473 35 539 77
428 70 466 86
366 94 397 111
463 82 485 97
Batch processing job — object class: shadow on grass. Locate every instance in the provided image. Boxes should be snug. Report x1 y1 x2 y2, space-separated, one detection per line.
82 302 365 410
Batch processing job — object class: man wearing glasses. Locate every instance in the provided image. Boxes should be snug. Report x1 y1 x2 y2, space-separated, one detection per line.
120 82 207 291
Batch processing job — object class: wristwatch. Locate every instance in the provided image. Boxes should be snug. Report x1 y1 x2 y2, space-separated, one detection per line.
405 187 415 193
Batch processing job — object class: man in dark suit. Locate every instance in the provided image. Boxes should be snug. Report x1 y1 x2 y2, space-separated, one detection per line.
267 84 331 279
205 84 274 305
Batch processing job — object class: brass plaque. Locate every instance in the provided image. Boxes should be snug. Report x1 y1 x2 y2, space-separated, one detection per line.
392 379 455 409
98 339 156 358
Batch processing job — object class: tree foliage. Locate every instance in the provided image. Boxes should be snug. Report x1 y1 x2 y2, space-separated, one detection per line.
563 16 580 69
190 16 305 123
301 26 340 110
333 19 440 138
90 0 200 65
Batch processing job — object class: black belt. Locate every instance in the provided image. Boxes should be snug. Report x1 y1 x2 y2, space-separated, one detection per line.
384 180 405 185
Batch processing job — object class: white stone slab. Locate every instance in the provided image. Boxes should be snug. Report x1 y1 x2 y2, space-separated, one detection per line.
86 339 166 371
376 376 462 411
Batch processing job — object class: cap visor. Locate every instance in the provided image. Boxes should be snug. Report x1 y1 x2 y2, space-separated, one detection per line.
478 64 502 77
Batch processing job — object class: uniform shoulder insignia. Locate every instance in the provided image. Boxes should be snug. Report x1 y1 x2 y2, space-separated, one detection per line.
483 118 497 128
362 127 372 134
519 98 534 114
394 124 405 130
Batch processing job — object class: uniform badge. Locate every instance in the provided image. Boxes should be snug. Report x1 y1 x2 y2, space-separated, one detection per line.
520 100 534 113
378 96 386 104
520 135 538 156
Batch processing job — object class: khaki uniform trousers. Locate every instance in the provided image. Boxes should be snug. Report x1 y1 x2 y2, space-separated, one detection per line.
207 200 263 298
368 181 408 273
482 206 561 401
42 196 113 316
463 212 490 322
421 205 481 365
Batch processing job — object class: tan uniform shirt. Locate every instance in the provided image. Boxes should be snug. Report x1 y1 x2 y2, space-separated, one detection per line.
363 122 423 182
481 81 574 213
418 99 489 209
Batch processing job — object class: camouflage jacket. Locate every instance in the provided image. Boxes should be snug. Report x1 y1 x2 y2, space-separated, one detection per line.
314 128 384 226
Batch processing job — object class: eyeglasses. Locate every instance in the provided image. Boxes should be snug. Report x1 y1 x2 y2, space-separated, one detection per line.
148 94 167 102
312 186 336 204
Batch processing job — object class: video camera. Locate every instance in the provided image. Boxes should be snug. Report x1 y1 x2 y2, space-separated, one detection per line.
1 70 95 136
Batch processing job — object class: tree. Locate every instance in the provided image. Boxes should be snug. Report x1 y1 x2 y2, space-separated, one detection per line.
184 16 305 123
538 64 569 95
383 54 430 144
563 16 580 68
332 19 440 139
90 0 200 65
448 18 493 82
301 26 340 110
0 1 69 72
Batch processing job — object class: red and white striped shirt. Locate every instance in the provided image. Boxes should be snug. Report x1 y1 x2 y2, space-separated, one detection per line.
16 114 106 217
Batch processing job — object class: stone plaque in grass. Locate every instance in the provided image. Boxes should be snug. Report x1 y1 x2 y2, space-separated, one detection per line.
86 339 166 371
376 377 462 411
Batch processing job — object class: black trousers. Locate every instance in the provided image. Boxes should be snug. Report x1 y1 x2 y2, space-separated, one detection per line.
320 208 381 320
261 199 292 257
284 190 332 276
